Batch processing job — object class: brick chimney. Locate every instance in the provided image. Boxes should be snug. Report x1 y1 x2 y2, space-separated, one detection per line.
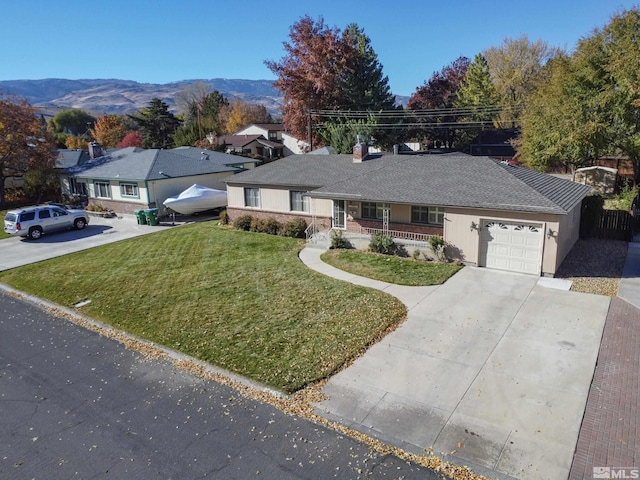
353 142 369 163
88 141 103 160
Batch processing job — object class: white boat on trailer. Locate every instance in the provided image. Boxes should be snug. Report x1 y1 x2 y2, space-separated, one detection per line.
163 184 227 215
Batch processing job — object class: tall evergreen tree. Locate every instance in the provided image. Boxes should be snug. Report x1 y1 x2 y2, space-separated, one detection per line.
340 24 396 111
129 98 180 149
454 54 501 150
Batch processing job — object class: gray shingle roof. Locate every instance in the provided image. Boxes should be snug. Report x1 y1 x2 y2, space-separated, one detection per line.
64 146 241 181
225 152 591 215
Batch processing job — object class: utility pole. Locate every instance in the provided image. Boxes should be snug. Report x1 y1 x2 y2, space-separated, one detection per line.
307 109 313 151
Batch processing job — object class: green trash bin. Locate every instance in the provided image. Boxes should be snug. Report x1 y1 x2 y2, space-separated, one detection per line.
134 209 147 225
145 208 159 226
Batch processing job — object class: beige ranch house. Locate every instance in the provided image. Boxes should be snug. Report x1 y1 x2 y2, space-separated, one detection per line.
225 144 592 277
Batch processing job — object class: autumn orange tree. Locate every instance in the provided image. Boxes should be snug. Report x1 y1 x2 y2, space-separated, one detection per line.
65 135 87 149
90 114 126 148
0 96 57 208
221 99 271 134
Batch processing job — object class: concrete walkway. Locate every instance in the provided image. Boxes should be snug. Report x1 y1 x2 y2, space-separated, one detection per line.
300 247 611 480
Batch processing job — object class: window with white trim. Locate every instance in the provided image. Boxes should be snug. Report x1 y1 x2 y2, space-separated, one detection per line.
290 191 309 212
94 181 111 198
119 183 139 198
411 206 444 225
362 202 390 219
244 187 261 207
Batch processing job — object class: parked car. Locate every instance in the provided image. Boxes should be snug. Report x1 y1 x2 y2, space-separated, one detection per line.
4 205 90 240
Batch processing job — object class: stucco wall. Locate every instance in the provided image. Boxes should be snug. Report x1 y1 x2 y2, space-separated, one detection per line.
445 207 565 275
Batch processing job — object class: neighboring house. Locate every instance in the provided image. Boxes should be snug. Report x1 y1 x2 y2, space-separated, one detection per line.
58 146 254 215
234 123 309 155
224 144 592 277
217 134 284 160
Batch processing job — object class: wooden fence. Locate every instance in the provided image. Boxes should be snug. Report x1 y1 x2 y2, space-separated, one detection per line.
581 208 634 241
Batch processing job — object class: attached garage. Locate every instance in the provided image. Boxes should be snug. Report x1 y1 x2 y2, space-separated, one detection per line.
479 220 544 275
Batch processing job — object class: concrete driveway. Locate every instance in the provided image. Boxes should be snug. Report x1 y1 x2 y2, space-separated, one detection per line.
0 214 177 271
301 249 610 480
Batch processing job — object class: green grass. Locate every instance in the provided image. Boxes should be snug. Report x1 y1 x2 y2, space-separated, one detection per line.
0 224 405 393
321 249 462 286
0 210 11 240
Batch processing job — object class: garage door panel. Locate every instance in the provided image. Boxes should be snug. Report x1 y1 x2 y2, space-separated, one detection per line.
479 221 543 275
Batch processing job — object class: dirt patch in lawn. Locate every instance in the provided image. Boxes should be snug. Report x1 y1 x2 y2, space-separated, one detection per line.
555 238 629 296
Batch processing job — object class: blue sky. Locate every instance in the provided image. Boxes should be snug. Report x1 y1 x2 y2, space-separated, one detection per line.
0 1 636 96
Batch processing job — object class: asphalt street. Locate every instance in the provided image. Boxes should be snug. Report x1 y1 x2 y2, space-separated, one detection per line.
0 291 439 480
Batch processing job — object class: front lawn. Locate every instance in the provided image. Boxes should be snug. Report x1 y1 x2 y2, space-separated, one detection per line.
321 249 462 286
0 224 405 393
0 210 11 240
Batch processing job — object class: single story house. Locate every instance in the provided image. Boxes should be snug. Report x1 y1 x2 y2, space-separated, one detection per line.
59 146 257 214
224 144 592 277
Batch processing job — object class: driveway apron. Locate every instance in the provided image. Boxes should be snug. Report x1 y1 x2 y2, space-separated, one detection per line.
301 248 610 480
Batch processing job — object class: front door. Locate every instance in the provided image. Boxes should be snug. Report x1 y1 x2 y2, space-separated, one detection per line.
332 200 346 229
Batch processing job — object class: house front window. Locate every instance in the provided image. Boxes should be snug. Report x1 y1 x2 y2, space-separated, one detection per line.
94 181 111 199
244 187 261 208
362 202 390 220
70 178 87 196
120 183 139 198
290 191 309 212
411 206 444 225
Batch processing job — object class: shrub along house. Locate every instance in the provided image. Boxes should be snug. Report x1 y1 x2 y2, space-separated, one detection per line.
58 146 256 215
224 144 592 277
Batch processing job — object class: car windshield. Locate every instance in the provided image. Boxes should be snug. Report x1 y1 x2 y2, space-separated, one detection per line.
5 213 17 222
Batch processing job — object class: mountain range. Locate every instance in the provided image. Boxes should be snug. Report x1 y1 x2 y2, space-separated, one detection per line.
0 78 286 117
0 78 410 118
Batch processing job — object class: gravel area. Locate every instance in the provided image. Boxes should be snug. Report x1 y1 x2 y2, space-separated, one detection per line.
555 238 629 296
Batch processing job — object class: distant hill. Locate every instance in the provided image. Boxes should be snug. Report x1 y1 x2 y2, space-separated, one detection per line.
0 78 410 118
0 78 285 117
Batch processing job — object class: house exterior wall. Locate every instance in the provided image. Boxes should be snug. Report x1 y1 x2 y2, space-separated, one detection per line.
343 201 443 236
444 207 565 276
235 125 308 155
553 201 582 273
148 172 231 213
226 185 333 217
75 172 231 215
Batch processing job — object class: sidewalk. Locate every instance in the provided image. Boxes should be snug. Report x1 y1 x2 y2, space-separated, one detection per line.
569 241 640 479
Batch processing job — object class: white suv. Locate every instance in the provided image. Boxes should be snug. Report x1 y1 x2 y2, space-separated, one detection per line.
4 205 90 240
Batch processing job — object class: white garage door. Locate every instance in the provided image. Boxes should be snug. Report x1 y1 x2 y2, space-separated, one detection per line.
479 220 543 275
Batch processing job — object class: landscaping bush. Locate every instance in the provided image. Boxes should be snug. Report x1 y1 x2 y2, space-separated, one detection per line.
281 218 307 238
233 214 253 231
262 217 281 235
428 235 448 262
219 209 229 225
330 230 351 249
369 232 395 254
250 217 266 232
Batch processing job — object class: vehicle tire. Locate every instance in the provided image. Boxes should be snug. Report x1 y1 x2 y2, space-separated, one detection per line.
74 218 87 230
29 226 43 240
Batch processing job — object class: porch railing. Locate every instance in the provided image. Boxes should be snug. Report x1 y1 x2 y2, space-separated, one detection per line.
359 226 437 246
